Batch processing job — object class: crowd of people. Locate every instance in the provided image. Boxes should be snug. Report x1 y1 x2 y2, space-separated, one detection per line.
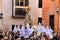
0 23 60 40
12 23 54 40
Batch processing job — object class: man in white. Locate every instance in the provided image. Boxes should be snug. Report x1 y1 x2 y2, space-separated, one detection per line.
18 25 25 38
46 26 53 39
39 24 47 33
24 27 29 38
37 22 41 36
28 26 33 37
13 25 19 34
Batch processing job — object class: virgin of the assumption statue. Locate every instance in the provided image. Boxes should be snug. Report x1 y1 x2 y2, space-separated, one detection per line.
24 7 33 27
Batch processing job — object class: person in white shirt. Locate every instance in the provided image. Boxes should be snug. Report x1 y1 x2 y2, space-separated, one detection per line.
28 26 33 37
46 26 53 39
13 25 19 34
39 24 47 33
24 27 29 38
38 22 42 36
19 25 25 38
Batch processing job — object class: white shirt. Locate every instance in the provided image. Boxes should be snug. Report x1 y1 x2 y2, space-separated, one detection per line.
13 26 19 34
46 27 53 39
39 25 47 33
28 28 33 36
19 28 25 37
24 28 29 38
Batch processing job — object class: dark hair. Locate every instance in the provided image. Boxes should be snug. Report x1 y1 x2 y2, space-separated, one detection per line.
41 24 43 25
20 25 22 26
19 25 22 29
25 27 27 29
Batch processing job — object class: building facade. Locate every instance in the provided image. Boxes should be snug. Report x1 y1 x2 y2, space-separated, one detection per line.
0 0 42 31
0 0 60 32
42 0 60 32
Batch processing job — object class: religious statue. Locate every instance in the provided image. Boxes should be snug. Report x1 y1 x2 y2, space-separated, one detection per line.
24 6 33 27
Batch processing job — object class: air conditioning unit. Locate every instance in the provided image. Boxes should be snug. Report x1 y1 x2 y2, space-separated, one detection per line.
12 7 27 18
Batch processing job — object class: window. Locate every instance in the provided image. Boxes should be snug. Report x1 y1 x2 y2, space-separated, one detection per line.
12 0 29 17
38 0 42 8
15 0 29 6
15 8 26 15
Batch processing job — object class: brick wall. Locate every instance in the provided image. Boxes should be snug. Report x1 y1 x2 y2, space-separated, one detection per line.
42 0 59 32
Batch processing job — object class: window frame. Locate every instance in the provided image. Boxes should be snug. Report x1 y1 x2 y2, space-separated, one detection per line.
12 0 29 17
15 0 25 6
